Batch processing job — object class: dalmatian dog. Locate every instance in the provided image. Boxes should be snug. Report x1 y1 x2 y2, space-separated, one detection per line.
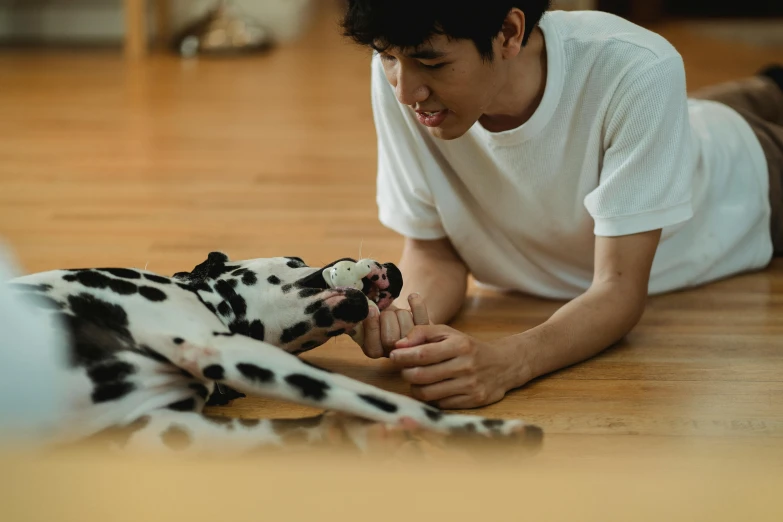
6 252 543 455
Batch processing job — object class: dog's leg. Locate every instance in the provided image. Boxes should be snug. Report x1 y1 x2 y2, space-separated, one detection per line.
169 333 542 447
107 409 447 456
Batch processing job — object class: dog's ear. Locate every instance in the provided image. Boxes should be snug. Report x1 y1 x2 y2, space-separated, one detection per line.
295 257 355 290
173 251 232 284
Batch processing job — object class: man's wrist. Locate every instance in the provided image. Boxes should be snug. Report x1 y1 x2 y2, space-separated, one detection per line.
495 332 538 391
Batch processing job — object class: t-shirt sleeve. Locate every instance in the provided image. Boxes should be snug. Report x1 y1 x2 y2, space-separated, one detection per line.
370 55 447 240
583 54 694 237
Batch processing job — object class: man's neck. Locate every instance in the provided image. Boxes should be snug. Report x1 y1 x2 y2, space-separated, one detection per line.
479 27 548 133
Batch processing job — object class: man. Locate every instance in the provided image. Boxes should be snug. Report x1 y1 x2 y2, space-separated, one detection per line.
340 1 783 409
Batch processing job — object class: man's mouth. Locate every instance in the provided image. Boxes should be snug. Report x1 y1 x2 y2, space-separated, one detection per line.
415 109 449 128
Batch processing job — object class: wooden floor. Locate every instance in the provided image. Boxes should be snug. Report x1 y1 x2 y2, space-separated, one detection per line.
1 0 782 489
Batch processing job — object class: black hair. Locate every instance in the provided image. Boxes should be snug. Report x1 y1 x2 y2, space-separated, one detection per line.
341 0 552 61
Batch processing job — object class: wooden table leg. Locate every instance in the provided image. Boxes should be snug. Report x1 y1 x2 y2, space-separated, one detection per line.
154 0 171 49
124 0 147 59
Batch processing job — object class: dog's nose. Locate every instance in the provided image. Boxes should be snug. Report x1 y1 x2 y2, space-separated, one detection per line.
331 288 369 323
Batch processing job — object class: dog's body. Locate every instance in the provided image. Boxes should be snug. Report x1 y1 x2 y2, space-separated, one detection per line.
6 252 542 454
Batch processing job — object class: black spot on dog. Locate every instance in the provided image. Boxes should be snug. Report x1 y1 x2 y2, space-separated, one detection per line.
285 374 329 400
267 275 281 285
173 337 184 345
143 273 172 284
248 320 265 341
280 321 311 344
161 425 192 450
189 382 210 400
215 280 246 317
204 415 234 429
325 328 345 337
108 279 138 295
217 301 231 316
205 302 217 314
228 279 238 289
331 291 369 323
237 363 275 383
239 418 261 428
67 293 131 340
64 270 111 289
382 274 387 280
281 284 293 293
305 300 323 314
9 283 53 293
229 319 250 336
87 361 136 384
177 282 192 291
482 419 504 429
195 282 213 293
99 268 141 279
92 381 136 403
241 271 258 286
298 288 321 298
424 407 444 422
374 262 382 269
285 257 307 268
299 340 320 352
213 331 234 337
138 286 167 302
229 295 247 318
359 394 399 413
371 275 380 281
205 384 246 406
232 268 249 276
313 307 334 328
167 397 197 412
203 364 225 380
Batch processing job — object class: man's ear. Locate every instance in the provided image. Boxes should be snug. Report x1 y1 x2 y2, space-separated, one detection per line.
498 8 526 57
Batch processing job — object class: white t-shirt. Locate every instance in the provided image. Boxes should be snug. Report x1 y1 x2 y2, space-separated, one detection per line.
371 10 771 299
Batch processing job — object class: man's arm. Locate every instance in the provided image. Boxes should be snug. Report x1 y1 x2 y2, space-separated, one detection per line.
390 228 662 408
394 237 468 325
503 228 662 385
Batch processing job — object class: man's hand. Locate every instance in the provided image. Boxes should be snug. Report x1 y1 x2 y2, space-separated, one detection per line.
389 326 525 409
360 294 431 359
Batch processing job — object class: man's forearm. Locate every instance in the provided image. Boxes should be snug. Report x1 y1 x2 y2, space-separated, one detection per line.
394 239 468 325
504 281 648 386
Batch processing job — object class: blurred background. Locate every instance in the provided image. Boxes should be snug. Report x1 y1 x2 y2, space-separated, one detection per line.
0 1 781 519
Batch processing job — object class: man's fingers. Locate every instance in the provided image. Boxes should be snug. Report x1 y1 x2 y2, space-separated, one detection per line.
361 308 383 359
396 309 415 339
401 356 469 385
390 334 460 367
408 293 430 325
409 377 471 403
394 324 452 349
380 310 401 353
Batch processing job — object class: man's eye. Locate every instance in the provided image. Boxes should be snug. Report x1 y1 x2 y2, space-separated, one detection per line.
421 62 447 70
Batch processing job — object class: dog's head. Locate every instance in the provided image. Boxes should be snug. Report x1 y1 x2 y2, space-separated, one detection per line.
173 252 402 354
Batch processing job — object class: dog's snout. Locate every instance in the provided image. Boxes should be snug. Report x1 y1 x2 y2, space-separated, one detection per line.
330 289 369 323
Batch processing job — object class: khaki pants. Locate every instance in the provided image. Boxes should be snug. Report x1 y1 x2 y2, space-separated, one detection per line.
690 75 783 255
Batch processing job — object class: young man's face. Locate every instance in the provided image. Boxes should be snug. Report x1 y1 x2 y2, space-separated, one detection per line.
378 34 504 140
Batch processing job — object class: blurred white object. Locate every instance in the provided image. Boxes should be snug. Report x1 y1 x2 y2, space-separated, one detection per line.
174 0 274 58
0 243 68 446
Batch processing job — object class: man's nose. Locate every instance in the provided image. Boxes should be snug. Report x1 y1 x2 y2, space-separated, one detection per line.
393 67 429 106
